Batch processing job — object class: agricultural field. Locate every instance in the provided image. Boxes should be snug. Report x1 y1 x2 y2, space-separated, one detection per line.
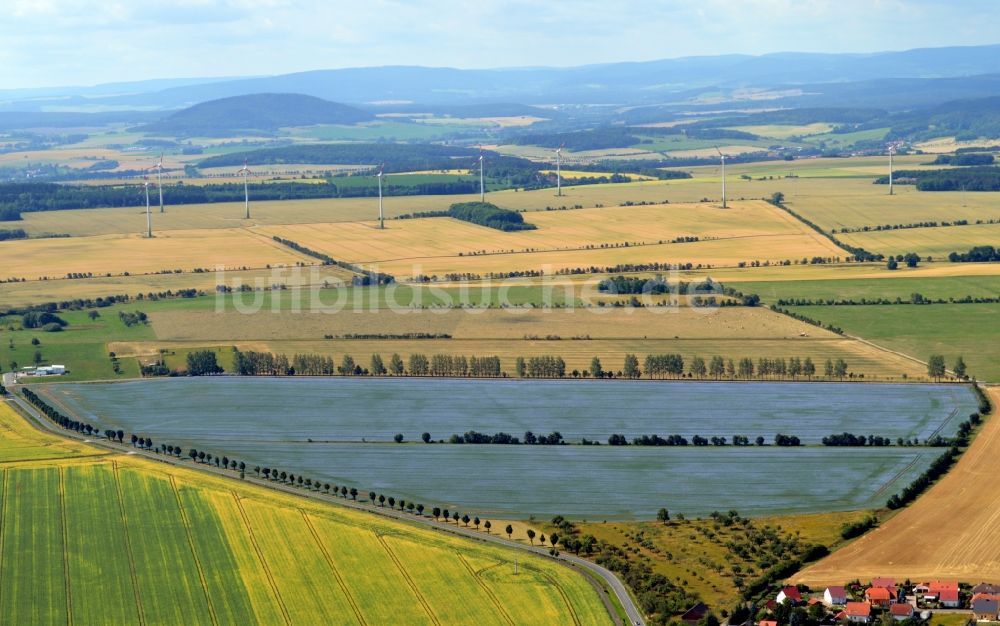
0 400 610 625
838 222 1000 259
0 228 315 281
259 200 844 278
795 388 1000 587
735 274 1000 303
40 378 977 519
784 303 1000 382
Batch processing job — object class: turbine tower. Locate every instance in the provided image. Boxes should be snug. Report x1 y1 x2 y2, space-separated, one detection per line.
716 147 727 208
555 145 563 197
478 150 485 202
143 180 152 238
888 144 895 196
377 163 385 229
237 160 252 219
155 154 165 213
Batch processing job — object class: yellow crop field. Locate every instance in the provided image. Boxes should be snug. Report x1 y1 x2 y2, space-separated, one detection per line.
795 388 1000 587
838 222 1000 258
0 228 313 281
0 400 611 624
259 200 843 278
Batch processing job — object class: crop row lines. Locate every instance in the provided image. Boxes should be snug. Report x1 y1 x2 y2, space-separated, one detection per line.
230 491 292 625
374 533 443 626
298 509 368 625
112 460 147 625
169 475 219 626
458 554 516 626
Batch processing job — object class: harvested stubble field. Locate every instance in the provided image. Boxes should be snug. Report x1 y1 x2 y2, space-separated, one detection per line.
112 304 928 379
794 388 1000 587
0 401 609 625
260 200 843 278
0 264 355 308
779 179 1000 233
838 222 1000 259
0 228 314 281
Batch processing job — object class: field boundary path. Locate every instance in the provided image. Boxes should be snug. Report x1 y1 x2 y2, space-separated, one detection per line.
4 389 641 626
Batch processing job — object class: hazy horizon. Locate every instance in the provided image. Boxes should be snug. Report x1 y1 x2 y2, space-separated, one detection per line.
4 0 1000 89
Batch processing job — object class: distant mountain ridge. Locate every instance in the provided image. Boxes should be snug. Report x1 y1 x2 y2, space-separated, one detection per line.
2 43 1000 112
137 93 373 136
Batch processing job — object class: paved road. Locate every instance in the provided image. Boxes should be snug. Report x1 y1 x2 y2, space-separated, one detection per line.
5 386 645 626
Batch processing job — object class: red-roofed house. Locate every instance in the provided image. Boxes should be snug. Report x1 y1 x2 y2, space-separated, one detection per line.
917 580 960 602
871 578 897 590
846 602 872 623
890 604 914 621
825 586 848 606
939 589 961 608
865 586 896 608
777 586 803 605
759 620 778 626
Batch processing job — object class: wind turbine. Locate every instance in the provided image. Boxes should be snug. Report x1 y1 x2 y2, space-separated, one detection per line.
155 154 165 213
237 160 252 219
555 144 563 197
478 149 485 202
376 163 385 229
887 144 896 196
716 147 727 208
143 178 152 238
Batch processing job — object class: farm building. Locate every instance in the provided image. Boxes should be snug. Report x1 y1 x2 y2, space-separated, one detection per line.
890 604 914 621
845 602 872 624
865 586 896 608
825 586 848 605
972 596 1000 621
777 586 802 605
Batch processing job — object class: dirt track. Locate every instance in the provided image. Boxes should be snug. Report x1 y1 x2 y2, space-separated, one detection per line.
795 387 1000 587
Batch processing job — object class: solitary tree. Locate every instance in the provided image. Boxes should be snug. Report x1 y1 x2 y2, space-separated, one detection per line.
953 356 967 379
484 520 491 534
505 524 513 539
350 487 358 500
550 533 559 547
473 516 480 530
657 508 670 524
388 497 396 508
452 511 460 524
421 432 431 443
927 354 946 380
462 514 470 527
368 491 376 502
526 529 536 545
432 507 441 520
394 433 405 443
442 508 450 521
378 494 386 507
590 356 604 379
416 504 424 515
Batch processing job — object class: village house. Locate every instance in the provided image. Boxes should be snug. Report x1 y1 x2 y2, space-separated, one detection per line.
972 596 1000 621
845 602 872 624
864 586 896 608
972 583 1000 596
890 604 914 621
916 580 959 604
777 586 802 605
871 578 896 590
824 586 848 606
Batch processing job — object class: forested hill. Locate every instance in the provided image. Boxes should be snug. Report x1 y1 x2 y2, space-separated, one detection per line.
138 93 373 136
197 143 537 173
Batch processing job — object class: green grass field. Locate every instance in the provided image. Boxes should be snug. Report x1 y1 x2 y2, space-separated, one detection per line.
786 303 1000 381
738 274 1000 303
0 402 611 625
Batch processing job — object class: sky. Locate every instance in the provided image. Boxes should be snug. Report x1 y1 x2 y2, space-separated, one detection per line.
2 0 998 89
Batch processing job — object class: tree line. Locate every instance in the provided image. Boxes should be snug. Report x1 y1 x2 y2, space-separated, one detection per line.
777 293 1000 306
875 166 1000 191
767 192 883 262
948 245 1000 262
270 236 395 285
